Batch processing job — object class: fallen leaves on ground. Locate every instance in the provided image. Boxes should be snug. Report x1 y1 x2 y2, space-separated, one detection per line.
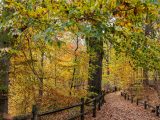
85 92 160 120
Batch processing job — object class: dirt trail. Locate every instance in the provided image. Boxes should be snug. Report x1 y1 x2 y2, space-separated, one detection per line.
86 92 160 120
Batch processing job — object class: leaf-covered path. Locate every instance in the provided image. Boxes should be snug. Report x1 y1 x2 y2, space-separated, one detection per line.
86 92 160 120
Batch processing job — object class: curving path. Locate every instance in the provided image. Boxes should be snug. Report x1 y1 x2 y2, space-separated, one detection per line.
86 92 160 120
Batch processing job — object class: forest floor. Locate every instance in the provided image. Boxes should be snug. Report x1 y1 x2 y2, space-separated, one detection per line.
86 92 160 120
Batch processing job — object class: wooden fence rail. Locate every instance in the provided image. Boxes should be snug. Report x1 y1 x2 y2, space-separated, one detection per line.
121 92 160 117
13 89 117 120
37 91 107 120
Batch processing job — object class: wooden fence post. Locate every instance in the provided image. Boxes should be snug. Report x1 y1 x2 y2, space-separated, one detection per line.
102 91 105 105
100 91 104 106
136 99 139 105
32 105 38 120
98 95 101 110
100 95 103 107
114 86 117 92
124 93 127 100
100 93 103 106
156 106 159 116
131 97 133 103
80 98 84 120
93 98 97 118
144 101 147 109
121 92 123 96
127 95 130 100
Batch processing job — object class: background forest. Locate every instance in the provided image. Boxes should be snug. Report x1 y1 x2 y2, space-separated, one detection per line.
0 0 159 118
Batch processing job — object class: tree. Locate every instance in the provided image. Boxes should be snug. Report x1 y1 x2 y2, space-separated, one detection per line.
0 31 10 114
87 37 103 95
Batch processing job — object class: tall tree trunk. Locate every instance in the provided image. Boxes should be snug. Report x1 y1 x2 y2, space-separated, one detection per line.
87 37 103 95
106 42 111 75
70 36 79 95
38 52 44 105
54 50 57 86
0 31 10 115
143 68 149 86
142 14 151 86
0 52 9 115
154 70 160 100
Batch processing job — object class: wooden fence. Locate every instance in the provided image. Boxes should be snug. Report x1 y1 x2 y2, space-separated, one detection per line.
121 92 160 117
13 90 110 120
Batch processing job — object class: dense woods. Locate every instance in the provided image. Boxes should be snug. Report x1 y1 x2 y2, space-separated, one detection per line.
0 0 159 119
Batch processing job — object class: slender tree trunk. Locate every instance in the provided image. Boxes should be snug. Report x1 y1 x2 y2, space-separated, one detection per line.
38 52 44 104
0 53 9 114
87 37 103 95
142 23 152 86
54 56 57 86
106 42 111 75
142 7 153 87
54 47 57 86
143 68 149 86
142 14 151 86
154 70 160 99
70 36 79 95
0 32 10 115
